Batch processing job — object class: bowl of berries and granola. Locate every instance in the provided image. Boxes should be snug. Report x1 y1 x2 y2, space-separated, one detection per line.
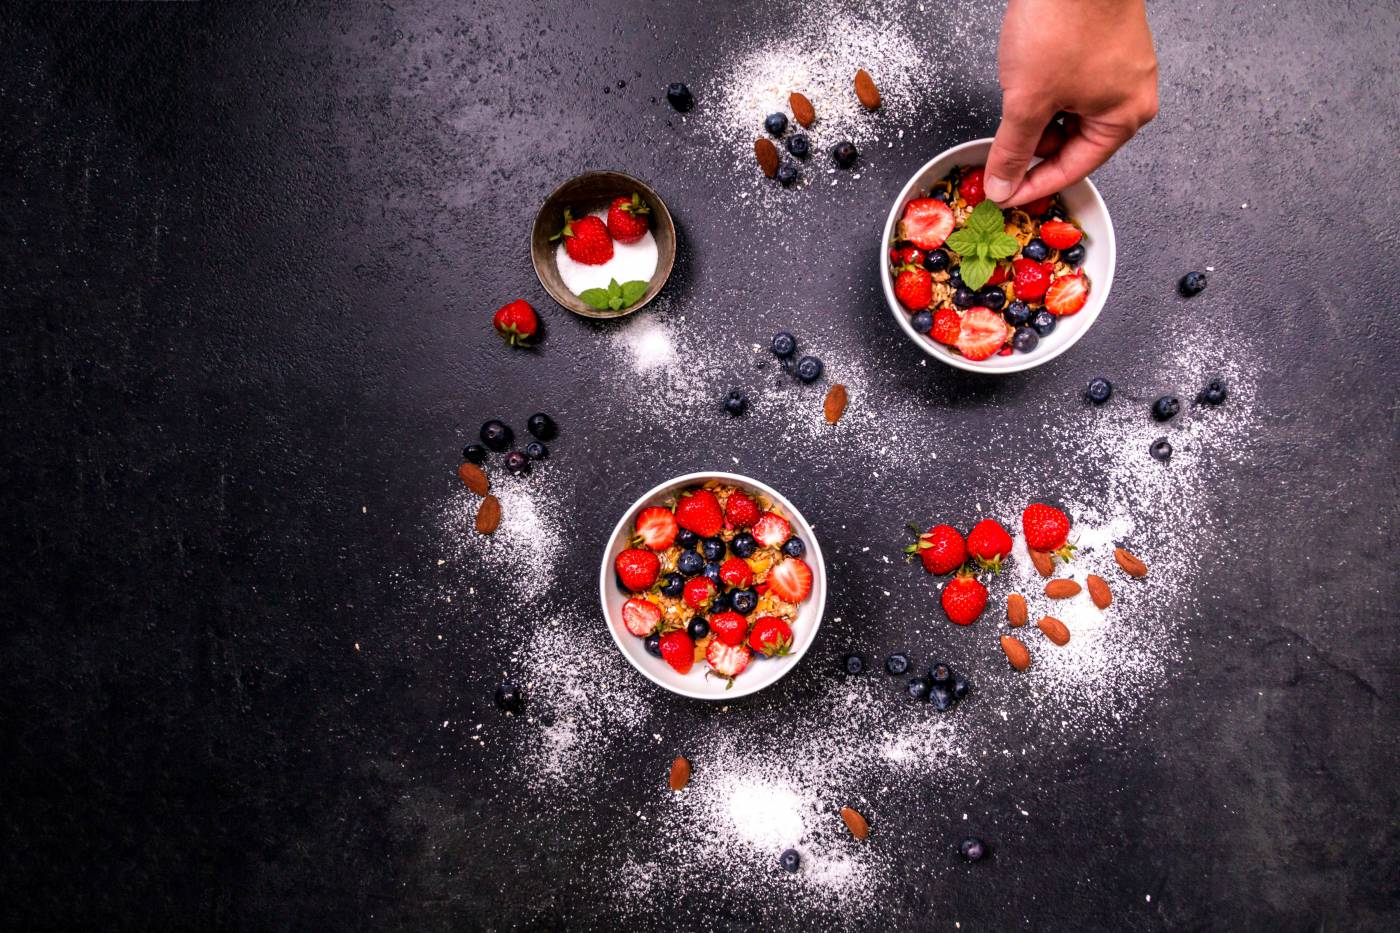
600 472 826 699
880 137 1115 373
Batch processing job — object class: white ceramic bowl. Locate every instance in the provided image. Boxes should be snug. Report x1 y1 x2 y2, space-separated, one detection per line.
599 471 827 700
880 137 1116 374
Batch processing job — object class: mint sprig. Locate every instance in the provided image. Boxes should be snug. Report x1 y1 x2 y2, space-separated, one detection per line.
579 278 649 311
945 199 1020 291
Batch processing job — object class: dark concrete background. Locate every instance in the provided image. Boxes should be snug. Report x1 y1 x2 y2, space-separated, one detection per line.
2 1 1397 930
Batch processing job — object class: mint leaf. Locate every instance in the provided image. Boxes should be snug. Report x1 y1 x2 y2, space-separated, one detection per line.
607 278 622 298
620 280 649 304
609 296 625 310
960 254 995 291
987 233 1020 259
965 199 1005 236
579 288 612 309
945 229 979 257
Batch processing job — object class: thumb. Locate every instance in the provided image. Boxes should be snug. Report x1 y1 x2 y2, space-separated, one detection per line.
984 93 1053 204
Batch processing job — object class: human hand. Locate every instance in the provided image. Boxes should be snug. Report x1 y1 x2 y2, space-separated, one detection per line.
984 0 1159 206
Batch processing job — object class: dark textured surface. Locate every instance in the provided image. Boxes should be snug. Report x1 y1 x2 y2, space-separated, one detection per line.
2 1 1398 930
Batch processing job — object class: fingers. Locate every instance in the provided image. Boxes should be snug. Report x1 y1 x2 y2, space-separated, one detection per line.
1001 117 1133 206
984 92 1056 204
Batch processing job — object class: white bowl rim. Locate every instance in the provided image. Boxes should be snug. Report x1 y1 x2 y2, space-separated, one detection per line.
879 137 1116 374
598 470 827 700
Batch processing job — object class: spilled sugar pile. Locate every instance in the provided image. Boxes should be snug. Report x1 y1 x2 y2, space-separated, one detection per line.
433 472 570 602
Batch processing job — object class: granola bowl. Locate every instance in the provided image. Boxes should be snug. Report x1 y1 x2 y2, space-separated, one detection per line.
880 137 1115 374
600 472 827 700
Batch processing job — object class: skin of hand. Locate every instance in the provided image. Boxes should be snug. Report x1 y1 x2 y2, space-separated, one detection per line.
984 0 1159 206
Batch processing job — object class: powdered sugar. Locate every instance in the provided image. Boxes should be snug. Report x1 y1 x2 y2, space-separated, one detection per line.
434 474 568 602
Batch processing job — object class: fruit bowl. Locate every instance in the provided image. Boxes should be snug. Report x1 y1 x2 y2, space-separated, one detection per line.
599 472 827 700
880 137 1116 373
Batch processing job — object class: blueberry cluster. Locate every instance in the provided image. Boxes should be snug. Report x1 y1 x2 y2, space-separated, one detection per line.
463 412 557 477
1080 374 1229 462
843 652 972 711
768 331 824 383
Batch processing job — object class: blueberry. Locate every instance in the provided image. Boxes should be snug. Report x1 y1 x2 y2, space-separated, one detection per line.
1022 238 1049 262
976 286 1006 311
526 412 557 440
703 562 722 585
786 134 810 158
931 188 951 203
1062 243 1086 266
844 653 864 675
505 451 531 475
462 443 487 464
776 164 799 187
724 389 749 416
948 268 963 289
731 533 757 558
676 529 699 550
666 82 694 112
701 537 726 561
1150 438 1173 462
911 309 934 334
959 837 987 862
1045 205 1067 221
780 849 801 873
644 633 662 657
1085 378 1113 404
782 537 805 558
907 676 932 701
677 550 704 576
494 682 525 713
885 654 910 675
1031 310 1057 336
795 355 824 383
923 249 950 273
764 112 788 135
930 684 955 711
831 141 859 169
771 332 797 358
524 441 548 460
1179 271 1208 296
1003 300 1031 327
660 572 685 598
687 616 710 640
480 419 513 451
1199 378 1228 405
950 673 970 700
929 663 952 685
1011 327 1039 353
1151 395 1181 421
730 588 758 615
952 286 977 308
710 589 731 612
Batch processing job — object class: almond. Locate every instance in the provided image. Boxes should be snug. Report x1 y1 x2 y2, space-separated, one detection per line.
669 756 691 791
1044 579 1081 599
1037 615 1071 646
824 383 849 424
1006 593 1028 627
1029 549 1055 577
475 494 501 534
1114 547 1148 578
790 91 816 127
840 806 870 839
1000 635 1031 672
457 462 489 496
854 68 881 110
1086 574 1112 609
754 138 779 178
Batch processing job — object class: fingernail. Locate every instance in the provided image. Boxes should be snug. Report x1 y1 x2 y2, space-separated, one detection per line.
984 175 1014 203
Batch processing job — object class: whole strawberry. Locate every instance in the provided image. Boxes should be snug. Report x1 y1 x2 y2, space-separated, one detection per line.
606 193 651 244
492 299 538 347
966 519 1012 572
906 524 965 575
1022 503 1075 558
675 489 724 538
747 616 794 656
553 209 614 265
724 490 761 529
659 630 694 674
709 610 748 646
941 573 988 626
683 576 717 611
719 556 754 589
615 548 660 592
894 265 933 311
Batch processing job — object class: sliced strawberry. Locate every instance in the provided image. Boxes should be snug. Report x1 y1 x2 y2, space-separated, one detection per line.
719 556 754 589
898 198 955 250
724 491 761 529
705 640 751 679
709 610 749 647
931 308 961 345
675 488 723 537
621 597 662 636
683 576 716 611
1045 273 1090 316
894 267 933 310
1039 219 1082 250
954 307 1011 361
959 167 986 206
659 631 694 674
751 511 791 549
1012 258 1053 301
634 506 678 551
767 557 813 604
747 616 794 656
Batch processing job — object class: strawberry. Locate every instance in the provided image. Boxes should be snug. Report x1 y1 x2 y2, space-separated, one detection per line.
891 245 925 266
705 639 751 680
966 518 1012 572
719 556 754 589
621 597 661 636
895 266 933 310
747 616 794 656
634 506 678 551
955 307 1011 361
1045 273 1089 316
767 556 813 604
751 511 791 548
959 167 986 206
709 610 749 646
941 573 988 626
1021 194 1055 215
683 576 717 611
606 193 650 244
553 209 614 265
987 262 1010 286
675 489 723 537
724 491 761 529
615 548 660 592
906 523 965 574
492 299 538 347
930 308 961 346
1012 258 1053 301
898 198 955 250
659 630 694 674
1039 219 1082 250
1022 503 1073 556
